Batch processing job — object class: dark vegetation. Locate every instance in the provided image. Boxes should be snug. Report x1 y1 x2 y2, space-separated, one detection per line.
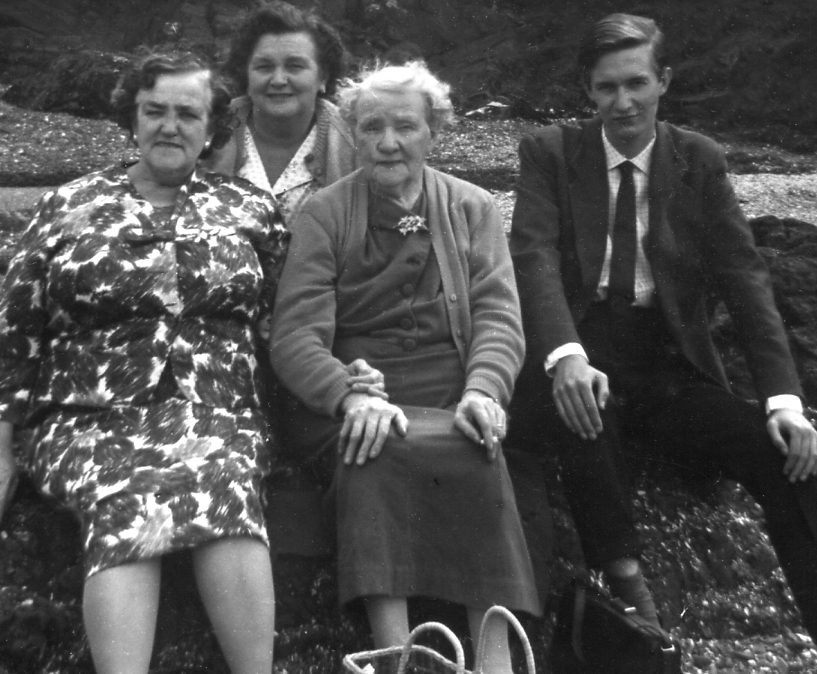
2 0 817 672
3 0 817 160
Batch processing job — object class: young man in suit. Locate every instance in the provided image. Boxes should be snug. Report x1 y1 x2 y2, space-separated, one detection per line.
508 12 817 635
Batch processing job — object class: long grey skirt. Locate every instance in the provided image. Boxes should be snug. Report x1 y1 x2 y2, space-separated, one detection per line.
281 345 541 616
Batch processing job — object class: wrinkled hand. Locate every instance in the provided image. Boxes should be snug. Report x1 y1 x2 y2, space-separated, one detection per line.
257 313 273 341
0 422 17 525
553 354 610 440
453 390 506 461
346 359 388 400
339 393 408 466
767 408 817 482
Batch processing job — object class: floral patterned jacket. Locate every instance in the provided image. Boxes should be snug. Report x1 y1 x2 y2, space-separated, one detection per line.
0 165 289 425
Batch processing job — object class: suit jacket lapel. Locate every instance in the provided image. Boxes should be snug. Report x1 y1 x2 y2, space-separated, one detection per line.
646 121 689 314
567 119 610 291
646 121 684 251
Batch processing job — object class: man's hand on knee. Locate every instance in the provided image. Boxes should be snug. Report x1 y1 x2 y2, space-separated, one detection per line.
552 354 609 441
767 408 817 482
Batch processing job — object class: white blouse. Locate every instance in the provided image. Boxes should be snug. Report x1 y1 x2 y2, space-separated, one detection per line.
238 123 319 222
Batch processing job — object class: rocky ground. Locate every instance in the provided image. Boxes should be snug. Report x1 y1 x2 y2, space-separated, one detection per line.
4 100 816 220
1 98 817 673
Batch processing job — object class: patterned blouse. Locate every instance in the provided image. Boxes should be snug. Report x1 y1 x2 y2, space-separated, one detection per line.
0 165 289 426
238 122 319 222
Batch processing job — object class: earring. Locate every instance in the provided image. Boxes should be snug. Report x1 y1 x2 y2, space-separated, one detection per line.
203 140 212 152
319 84 326 94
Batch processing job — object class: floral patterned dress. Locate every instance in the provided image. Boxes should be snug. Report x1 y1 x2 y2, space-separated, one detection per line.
0 165 289 578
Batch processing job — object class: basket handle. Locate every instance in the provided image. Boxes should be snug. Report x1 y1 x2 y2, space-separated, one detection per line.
396 621 466 674
474 606 536 674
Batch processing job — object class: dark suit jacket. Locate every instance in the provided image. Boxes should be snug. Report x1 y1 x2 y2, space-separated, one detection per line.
509 117 802 403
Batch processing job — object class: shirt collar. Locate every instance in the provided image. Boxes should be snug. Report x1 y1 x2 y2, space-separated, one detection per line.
602 126 655 175
271 123 318 195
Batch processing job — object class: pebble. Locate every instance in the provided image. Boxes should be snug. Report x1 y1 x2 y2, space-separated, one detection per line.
692 653 713 667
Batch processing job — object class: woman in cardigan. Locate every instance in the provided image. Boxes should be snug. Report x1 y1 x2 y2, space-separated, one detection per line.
207 1 356 224
269 62 540 673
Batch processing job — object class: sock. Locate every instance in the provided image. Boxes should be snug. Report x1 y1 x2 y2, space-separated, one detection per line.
607 570 660 628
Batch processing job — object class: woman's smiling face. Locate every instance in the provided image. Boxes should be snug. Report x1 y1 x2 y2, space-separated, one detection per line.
246 31 326 125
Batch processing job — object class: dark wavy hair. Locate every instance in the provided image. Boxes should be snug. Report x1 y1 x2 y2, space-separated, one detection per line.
223 1 347 98
110 47 234 159
578 13 668 85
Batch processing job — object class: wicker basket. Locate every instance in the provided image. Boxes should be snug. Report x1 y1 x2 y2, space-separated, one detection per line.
342 606 535 674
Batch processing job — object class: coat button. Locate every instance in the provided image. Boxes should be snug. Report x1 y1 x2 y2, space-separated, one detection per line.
400 317 414 330
449 293 457 302
403 338 417 351
402 283 414 297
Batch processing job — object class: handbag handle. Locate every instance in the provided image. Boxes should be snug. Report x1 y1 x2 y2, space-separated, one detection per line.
474 605 536 674
396 621 466 674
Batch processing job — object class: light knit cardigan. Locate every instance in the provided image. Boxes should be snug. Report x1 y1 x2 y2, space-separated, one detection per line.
269 166 526 417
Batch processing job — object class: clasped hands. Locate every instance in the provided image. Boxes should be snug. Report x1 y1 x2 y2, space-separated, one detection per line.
339 367 506 466
553 354 817 482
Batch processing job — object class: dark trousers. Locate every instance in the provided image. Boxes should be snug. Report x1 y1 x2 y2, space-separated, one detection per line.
509 300 817 637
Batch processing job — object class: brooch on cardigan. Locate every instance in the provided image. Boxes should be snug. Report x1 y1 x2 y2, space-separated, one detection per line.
396 214 428 236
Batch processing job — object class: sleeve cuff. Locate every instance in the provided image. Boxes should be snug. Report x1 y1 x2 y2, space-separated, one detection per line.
544 343 588 376
464 374 505 407
765 394 803 415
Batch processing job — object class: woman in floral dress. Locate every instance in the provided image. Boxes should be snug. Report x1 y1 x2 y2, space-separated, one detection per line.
0 49 288 674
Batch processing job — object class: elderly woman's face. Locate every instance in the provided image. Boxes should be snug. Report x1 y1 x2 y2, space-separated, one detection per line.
132 70 213 183
355 87 436 200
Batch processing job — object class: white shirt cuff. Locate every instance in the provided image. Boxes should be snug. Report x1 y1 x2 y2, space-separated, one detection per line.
766 394 803 415
544 343 588 376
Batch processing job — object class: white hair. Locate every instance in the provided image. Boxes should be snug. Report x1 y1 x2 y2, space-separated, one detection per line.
338 61 455 133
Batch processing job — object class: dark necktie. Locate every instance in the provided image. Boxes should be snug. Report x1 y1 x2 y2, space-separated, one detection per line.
608 160 637 302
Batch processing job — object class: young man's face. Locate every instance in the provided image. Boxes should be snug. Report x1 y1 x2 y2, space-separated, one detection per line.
585 44 671 157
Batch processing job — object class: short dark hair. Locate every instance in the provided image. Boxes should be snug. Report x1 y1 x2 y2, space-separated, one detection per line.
578 13 667 85
111 47 234 159
223 1 347 99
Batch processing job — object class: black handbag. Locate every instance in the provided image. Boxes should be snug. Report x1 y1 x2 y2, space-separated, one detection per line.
550 578 682 674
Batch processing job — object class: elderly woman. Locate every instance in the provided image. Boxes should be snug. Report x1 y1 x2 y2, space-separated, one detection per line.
0 49 288 674
207 0 356 223
269 62 541 672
